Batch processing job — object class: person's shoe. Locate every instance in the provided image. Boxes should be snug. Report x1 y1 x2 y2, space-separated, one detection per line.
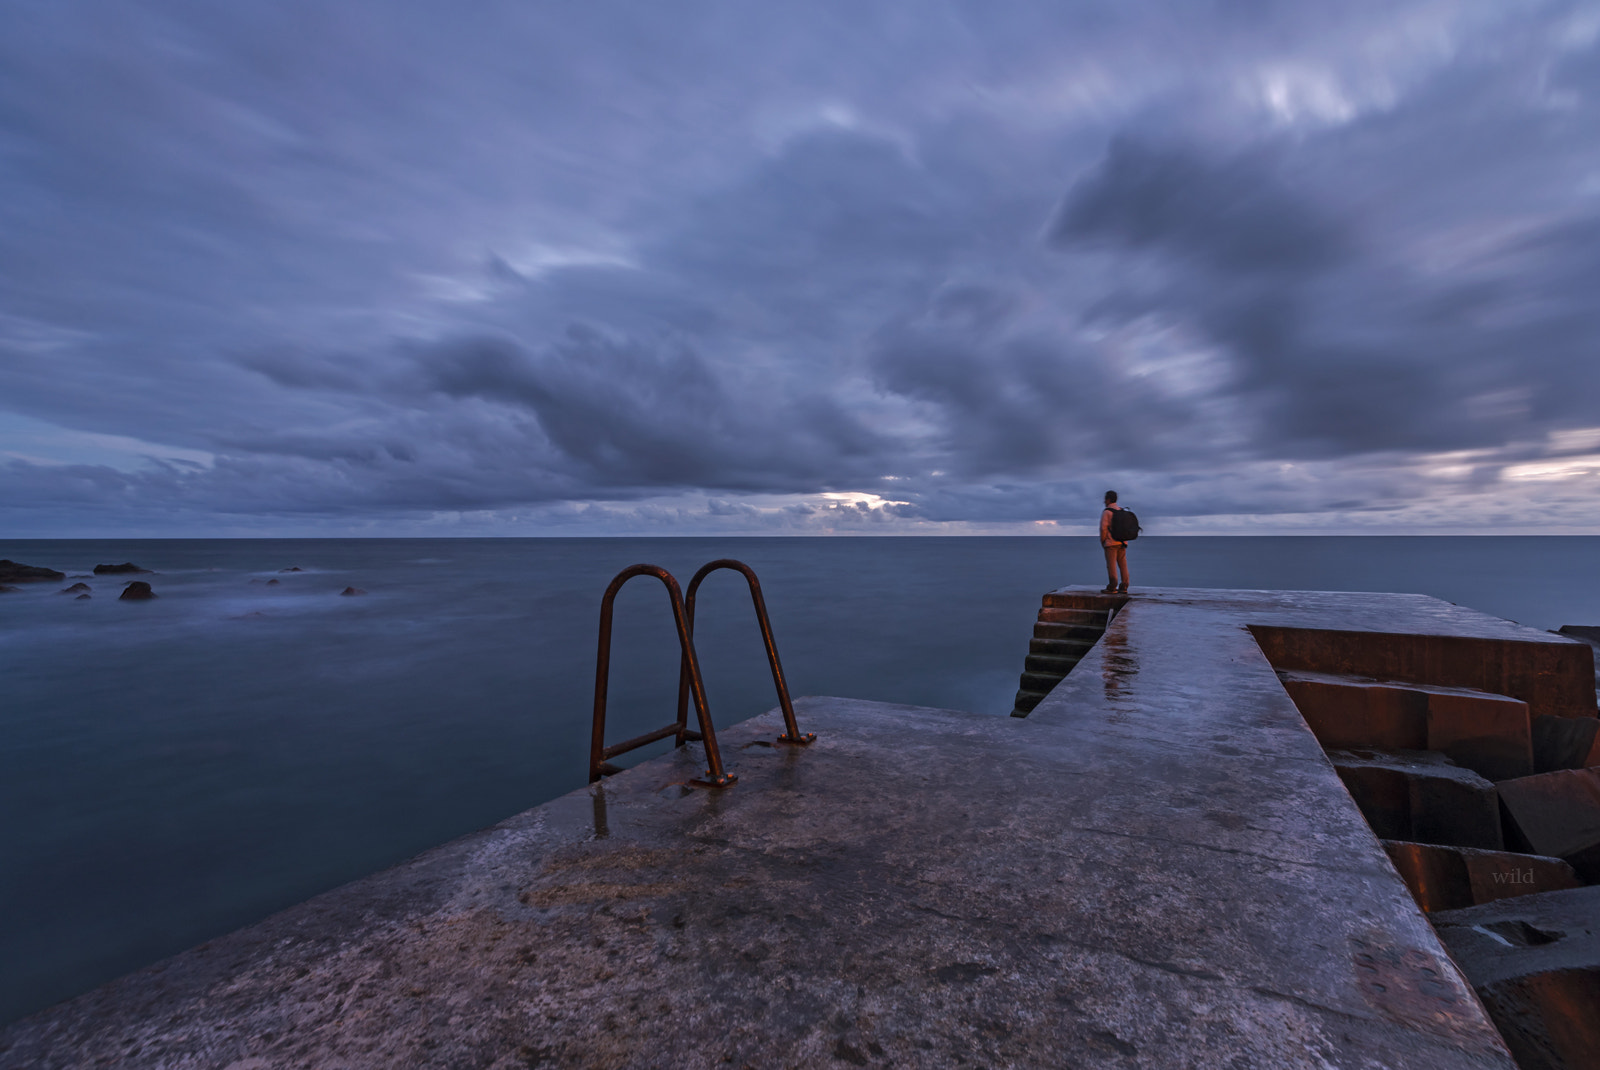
1117 583 1129 593
1102 583 1118 593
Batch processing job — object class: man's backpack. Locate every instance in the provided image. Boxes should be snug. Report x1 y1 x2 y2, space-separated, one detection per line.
1108 508 1140 542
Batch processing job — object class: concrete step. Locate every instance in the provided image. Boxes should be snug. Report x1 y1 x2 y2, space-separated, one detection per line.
1039 607 1108 626
1033 622 1103 642
1030 637 1096 658
1020 670 1067 693
1025 653 1081 676
1041 592 1124 610
1010 689 1050 717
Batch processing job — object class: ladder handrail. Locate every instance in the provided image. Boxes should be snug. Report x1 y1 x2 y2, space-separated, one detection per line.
677 559 816 746
590 563 734 787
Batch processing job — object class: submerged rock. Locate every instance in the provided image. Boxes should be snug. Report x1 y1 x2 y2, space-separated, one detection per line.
59 582 92 595
340 586 367 597
75 593 91 601
279 566 304 573
119 581 156 601
0 559 66 583
94 562 152 575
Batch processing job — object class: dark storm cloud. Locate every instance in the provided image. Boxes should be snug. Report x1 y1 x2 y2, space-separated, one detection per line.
3 0 1599 532
1053 139 1351 275
416 324 886 491
1047 63 1600 465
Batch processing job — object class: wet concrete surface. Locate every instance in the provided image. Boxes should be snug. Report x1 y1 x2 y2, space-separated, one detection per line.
1 587 1555 1068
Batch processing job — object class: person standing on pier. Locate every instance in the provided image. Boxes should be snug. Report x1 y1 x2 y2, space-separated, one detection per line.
1100 490 1136 593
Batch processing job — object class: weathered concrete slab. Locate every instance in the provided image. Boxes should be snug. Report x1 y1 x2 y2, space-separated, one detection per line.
4 586 1548 1069
1497 767 1600 882
1381 841 1580 913
1 693 1514 1069
1433 887 1600 1070
1329 749 1504 850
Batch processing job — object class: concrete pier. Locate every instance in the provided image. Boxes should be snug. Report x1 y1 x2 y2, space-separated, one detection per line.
4 587 1593 1068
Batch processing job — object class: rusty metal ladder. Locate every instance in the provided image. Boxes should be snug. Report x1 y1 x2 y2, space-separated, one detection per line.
589 559 814 787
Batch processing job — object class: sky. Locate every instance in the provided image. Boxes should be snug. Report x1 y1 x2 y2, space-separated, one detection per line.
2 0 1599 537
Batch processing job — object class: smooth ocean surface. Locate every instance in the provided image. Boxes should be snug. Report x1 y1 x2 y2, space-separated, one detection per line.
2 535 1598 1024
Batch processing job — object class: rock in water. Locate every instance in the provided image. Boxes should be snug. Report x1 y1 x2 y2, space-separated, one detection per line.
279 566 304 573
0 585 19 594
75 593 91 600
0 559 66 583
119 581 156 601
340 586 367 596
59 582 92 595
1557 624 1600 645
94 562 152 575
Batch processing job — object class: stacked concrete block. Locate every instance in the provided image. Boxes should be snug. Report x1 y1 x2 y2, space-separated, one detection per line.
1424 690 1534 782
1531 714 1600 773
1434 886 1600 1070
1276 671 1428 749
1381 841 1579 913
1328 748 1503 850
1497 767 1600 882
1280 671 1545 782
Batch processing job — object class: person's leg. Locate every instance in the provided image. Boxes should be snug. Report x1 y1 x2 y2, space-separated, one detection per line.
1115 546 1130 590
1103 545 1119 590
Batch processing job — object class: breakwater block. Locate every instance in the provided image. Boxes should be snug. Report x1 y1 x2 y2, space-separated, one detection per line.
1277 671 1430 749
1330 748 1503 850
1497 767 1600 881
1381 840 1579 913
1434 886 1600 1070
1425 691 1534 782
1531 715 1600 772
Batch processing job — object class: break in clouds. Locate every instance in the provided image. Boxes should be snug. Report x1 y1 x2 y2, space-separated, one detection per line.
3 0 1599 535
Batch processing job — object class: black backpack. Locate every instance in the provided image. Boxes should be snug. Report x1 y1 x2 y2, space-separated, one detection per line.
1108 508 1140 542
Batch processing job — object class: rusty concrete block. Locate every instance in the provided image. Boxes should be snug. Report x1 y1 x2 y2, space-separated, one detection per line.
1498 767 1600 882
1426 691 1534 782
1330 749 1503 850
1433 887 1600 1070
1381 841 1579 913
1530 715 1600 773
1278 672 1428 750
1253 624 1598 720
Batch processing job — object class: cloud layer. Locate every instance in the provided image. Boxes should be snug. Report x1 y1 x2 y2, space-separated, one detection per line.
2 0 1598 534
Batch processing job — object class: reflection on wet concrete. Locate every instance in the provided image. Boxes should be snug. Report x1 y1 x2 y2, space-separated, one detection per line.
1100 621 1137 714
591 783 609 840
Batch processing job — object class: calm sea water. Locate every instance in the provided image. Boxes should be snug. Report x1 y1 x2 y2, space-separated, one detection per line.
2 535 1598 1024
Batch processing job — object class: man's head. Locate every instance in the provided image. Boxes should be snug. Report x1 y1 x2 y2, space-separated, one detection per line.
1104 490 1118 504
